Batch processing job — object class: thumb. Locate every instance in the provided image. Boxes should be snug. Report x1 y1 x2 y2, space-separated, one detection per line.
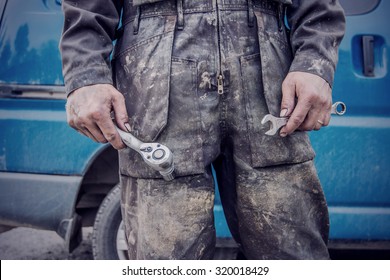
280 74 297 117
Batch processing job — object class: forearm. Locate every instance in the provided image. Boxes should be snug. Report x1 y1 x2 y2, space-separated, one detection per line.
60 0 122 95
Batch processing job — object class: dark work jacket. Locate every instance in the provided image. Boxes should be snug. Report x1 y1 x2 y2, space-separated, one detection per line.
60 0 345 95
132 0 293 6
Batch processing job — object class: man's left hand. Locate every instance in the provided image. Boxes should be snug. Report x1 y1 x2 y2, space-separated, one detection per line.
279 72 332 137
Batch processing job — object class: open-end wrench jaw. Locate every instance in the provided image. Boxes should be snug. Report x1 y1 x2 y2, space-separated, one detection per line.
261 114 288 136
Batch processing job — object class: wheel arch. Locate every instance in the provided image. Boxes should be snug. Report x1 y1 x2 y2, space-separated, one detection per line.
66 145 120 253
74 145 120 227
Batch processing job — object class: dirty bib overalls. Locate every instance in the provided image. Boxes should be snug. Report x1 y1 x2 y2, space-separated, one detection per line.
115 0 330 259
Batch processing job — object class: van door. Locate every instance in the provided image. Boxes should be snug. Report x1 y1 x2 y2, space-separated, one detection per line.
311 0 390 243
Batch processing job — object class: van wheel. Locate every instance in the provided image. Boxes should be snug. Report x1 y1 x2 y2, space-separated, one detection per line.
92 184 129 259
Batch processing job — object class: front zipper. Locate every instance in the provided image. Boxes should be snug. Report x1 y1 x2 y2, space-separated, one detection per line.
217 74 223 94
215 0 224 95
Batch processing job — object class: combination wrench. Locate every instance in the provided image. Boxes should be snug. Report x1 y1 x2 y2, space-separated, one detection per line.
261 101 347 136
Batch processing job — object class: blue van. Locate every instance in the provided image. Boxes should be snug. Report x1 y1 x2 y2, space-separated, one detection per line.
0 0 389 259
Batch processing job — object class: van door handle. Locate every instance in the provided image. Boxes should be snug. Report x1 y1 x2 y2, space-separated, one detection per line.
362 35 375 77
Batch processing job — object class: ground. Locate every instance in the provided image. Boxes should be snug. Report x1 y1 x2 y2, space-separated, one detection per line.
0 227 93 260
1 227 389 260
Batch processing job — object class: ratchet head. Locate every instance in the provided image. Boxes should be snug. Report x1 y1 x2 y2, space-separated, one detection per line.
261 114 288 136
139 143 175 181
114 124 175 181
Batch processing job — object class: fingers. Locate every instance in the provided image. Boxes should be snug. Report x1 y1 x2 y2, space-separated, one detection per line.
279 72 332 137
111 90 131 132
94 110 126 149
281 96 312 135
65 84 128 150
312 102 332 131
280 76 297 118
80 126 101 143
306 108 325 131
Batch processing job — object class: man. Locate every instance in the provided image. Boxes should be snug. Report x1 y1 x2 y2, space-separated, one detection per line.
60 0 345 259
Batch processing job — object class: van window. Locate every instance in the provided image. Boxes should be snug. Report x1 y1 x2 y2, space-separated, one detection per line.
0 0 64 86
339 0 380 16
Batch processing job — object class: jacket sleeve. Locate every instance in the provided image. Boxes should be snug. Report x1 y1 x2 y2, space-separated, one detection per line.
60 0 123 95
286 0 346 86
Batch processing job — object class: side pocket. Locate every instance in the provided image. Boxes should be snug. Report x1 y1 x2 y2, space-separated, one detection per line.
240 11 315 168
114 15 180 178
240 53 314 168
118 53 204 178
113 15 176 142
157 57 204 177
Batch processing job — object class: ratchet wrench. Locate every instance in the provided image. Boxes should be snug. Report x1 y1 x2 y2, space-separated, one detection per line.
261 101 347 136
114 125 175 181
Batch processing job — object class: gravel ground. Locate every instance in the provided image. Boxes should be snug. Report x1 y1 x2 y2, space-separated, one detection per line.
1 227 389 260
0 227 94 260
0 227 239 260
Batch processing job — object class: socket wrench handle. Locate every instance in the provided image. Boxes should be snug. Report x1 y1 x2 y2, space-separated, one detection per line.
115 126 143 151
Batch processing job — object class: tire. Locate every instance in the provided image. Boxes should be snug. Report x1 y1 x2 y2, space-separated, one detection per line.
92 184 129 260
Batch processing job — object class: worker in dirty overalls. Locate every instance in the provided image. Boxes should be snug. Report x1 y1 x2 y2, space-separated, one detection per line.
60 0 345 259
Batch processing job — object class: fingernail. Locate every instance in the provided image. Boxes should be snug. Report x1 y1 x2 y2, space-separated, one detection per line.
280 131 287 137
124 123 131 132
280 109 288 117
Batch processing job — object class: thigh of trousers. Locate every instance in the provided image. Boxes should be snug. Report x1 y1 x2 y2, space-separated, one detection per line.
120 171 216 259
214 144 330 260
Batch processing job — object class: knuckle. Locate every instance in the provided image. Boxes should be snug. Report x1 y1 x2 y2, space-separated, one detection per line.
291 116 303 126
118 93 125 102
299 125 309 131
112 91 124 101
305 94 317 104
297 121 311 131
74 111 85 121
90 110 103 122
316 97 325 106
67 118 75 128
111 139 126 150
105 132 117 142
320 99 329 108
73 119 86 129
299 97 314 109
303 123 313 131
117 112 129 121
115 142 126 150
96 136 108 143
282 76 294 86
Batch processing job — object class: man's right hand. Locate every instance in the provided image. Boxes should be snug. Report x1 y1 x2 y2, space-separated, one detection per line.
65 84 129 150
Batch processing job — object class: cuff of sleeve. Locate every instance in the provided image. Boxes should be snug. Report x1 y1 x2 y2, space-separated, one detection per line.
289 53 336 87
64 65 113 96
